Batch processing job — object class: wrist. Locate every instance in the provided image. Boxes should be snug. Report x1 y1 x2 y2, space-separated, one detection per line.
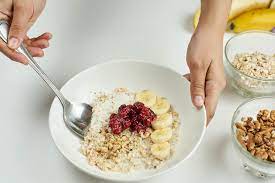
198 0 231 38
195 24 225 40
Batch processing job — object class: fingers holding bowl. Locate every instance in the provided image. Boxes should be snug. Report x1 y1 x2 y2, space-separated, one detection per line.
184 72 226 125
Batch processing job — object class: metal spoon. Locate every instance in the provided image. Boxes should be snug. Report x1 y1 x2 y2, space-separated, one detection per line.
0 20 92 139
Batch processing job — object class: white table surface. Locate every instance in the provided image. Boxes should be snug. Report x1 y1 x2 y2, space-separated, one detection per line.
0 0 273 182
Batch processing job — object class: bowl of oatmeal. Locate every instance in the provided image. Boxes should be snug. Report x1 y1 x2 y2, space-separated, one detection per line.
224 31 275 97
49 60 207 181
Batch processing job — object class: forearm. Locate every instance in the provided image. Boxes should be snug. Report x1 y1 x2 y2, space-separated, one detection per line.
197 0 232 35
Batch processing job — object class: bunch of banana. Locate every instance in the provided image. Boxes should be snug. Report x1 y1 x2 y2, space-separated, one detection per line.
193 0 275 33
193 0 272 29
229 8 275 33
135 90 174 160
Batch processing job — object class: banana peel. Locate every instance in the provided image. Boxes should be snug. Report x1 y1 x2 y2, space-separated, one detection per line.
229 8 275 33
193 9 200 28
193 0 272 29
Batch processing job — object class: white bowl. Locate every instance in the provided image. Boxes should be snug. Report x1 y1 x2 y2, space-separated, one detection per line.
49 60 207 182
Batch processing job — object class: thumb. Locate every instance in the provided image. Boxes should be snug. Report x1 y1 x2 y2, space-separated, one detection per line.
8 3 31 49
189 62 207 108
204 83 220 125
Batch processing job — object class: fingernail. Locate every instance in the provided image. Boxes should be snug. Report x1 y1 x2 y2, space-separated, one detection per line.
194 96 204 107
8 37 20 49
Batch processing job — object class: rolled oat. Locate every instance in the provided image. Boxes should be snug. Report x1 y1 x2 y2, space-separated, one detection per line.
232 52 275 80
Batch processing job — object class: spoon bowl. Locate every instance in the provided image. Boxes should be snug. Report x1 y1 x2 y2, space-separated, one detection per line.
64 102 93 138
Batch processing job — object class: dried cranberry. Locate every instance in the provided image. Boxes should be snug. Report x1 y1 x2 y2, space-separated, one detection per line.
118 104 127 113
109 120 120 128
141 108 156 126
108 102 156 135
127 105 137 118
139 108 150 119
129 116 139 131
121 118 132 129
118 105 133 118
135 124 145 133
133 102 145 112
109 113 117 120
109 114 121 127
142 119 151 126
109 114 119 126
111 124 123 134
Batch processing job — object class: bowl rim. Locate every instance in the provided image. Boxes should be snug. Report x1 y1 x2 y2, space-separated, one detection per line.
48 59 207 182
225 31 275 82
231 96 275 167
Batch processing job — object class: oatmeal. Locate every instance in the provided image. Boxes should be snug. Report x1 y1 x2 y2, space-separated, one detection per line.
81 89 180 172
226 52 275 96
235 109 275 162
232 52 275 80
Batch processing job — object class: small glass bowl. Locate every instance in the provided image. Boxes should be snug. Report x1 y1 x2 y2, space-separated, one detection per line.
224 31 275 97
231 97 275 178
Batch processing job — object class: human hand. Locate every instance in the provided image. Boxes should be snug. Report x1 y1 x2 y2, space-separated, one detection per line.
185 28 226 124
0 0 51 64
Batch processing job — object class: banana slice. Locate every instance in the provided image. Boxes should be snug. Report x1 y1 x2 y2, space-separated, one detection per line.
151 127 173 143
135 90 157 107
151 97 170 115
151 142 171 160
152 113 173 130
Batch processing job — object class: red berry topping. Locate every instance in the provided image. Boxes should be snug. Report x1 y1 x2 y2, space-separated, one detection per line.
109 102 156 135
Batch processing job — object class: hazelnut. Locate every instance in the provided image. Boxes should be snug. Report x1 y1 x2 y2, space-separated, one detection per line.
235 122 246 132
254 133 263 145
255 149 268 160
270 110 275 121
255 121 261 131
268 150 275 162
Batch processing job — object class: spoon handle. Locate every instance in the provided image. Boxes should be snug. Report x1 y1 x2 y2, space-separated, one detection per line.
0 20 67 106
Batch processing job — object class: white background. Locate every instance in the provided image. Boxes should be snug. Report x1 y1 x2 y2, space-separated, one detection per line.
0 0 273 182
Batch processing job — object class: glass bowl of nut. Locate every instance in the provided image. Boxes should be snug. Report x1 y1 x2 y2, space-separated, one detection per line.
231 97 275 178
224 31 275 97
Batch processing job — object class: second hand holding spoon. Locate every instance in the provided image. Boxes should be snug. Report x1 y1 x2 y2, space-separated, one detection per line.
0 20 92 139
